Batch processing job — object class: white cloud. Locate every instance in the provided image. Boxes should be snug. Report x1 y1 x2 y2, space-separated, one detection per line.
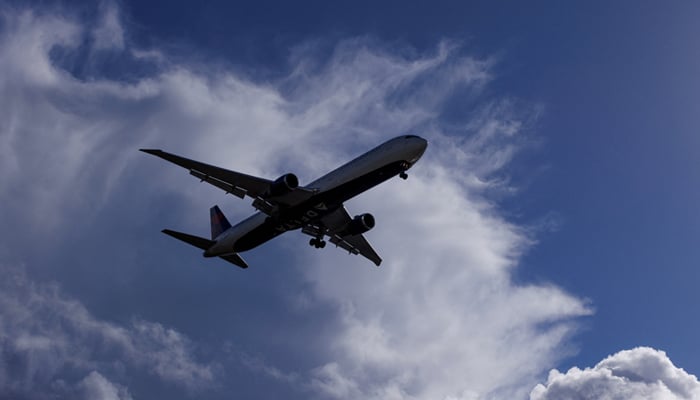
241 353 301 384
530 347 700 400
0 8 80 88
92 1 125 50
0 264 215 398
297 128 591 399
310 362 362 399
2 4 694 400
77 371 133 400
0 5 589 399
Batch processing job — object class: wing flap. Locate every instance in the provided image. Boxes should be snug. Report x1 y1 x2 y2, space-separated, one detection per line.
330 234 382 266
190 169 247 199
140 149 273 198
141 149 316 211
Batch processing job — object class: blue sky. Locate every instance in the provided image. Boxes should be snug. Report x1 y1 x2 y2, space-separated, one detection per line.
1 1 699 399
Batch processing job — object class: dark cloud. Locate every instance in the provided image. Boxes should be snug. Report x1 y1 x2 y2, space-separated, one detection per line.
0 264 215 399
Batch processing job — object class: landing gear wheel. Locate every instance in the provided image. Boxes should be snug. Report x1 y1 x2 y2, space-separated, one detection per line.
399 172 408 180
309 238 326 248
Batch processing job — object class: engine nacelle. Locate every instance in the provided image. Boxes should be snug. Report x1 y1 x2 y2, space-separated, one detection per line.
345 213 375 236
268 173 299 197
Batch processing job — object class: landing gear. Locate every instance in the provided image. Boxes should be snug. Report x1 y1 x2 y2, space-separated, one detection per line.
398 162 410 180
309 238 326 248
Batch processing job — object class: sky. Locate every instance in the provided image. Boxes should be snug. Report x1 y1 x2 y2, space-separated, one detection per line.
1 1 699 399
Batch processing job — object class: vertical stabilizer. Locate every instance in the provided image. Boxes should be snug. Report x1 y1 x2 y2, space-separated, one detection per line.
210 205 232 239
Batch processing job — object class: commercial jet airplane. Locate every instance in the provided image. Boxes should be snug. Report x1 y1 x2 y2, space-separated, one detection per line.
140 135 427 268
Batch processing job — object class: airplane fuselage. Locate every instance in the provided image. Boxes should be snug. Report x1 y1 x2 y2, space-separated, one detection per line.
204 135 427 256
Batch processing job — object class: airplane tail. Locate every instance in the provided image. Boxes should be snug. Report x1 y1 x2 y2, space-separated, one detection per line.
210 205 232 239
162 228 248 269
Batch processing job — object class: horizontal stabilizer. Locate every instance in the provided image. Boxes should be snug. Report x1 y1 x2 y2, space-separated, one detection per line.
220 253 249 269
162 229 214 250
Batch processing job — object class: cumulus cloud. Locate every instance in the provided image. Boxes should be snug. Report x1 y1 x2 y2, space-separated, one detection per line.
0 263 215 399
530 347 700 400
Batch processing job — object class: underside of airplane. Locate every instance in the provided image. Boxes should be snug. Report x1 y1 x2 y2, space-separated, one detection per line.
140 135 427 268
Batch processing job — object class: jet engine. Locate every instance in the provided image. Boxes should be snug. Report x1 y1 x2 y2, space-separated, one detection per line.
268 173 299 196
345 213 375 235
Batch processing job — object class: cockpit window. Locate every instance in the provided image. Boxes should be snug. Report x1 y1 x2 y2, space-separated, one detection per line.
404 135 419 139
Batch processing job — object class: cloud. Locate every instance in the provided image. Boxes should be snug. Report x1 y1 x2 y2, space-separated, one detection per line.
92 1 125 50
0 263 215 399
0 6 154 236
530 347 700 400
310 362 362 399
2 4 694 400
297 127 591 399
76 372 133 400
0 4 590 399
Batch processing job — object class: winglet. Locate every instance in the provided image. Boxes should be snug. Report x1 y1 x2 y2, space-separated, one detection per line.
210 205 232 239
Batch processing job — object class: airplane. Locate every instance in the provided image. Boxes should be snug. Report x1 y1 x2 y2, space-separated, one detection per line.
140 135 428 268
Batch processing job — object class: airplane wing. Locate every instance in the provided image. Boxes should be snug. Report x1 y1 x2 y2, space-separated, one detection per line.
140 149 316 213
303 206 382 266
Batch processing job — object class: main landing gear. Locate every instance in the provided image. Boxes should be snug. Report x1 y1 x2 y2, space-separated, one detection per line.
310 238 326 248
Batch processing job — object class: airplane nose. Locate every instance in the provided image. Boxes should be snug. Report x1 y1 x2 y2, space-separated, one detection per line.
408 137 428 163
417 137 428 152
414 137 427 155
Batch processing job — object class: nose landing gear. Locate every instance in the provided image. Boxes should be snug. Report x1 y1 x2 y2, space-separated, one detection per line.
399 161 410 180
